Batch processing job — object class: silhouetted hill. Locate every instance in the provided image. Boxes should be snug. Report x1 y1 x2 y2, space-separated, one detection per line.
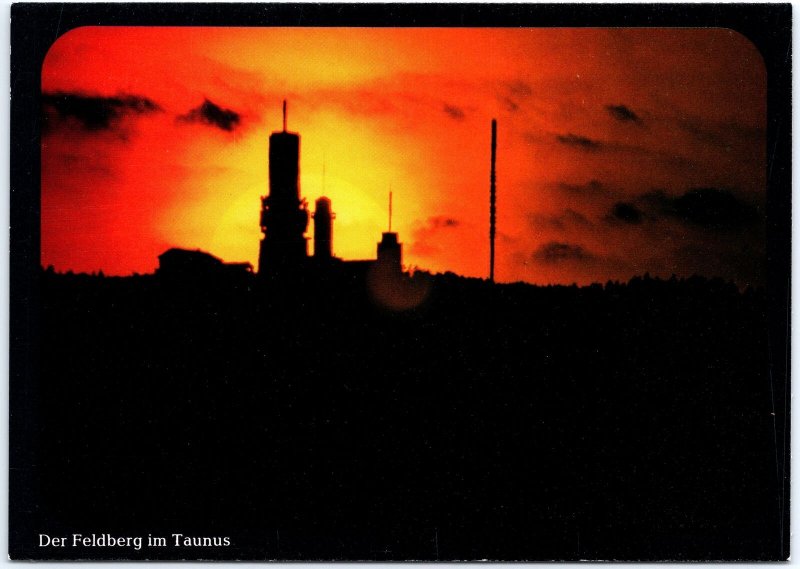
22 268 779 560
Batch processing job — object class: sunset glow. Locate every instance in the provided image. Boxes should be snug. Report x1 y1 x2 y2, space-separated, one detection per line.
42 27 766 285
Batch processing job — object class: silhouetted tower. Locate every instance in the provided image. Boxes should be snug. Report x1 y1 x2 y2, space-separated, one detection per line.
313 197 334 259
377 232 402 272
489 118 497 283
377 192 402 272
258 101 309 275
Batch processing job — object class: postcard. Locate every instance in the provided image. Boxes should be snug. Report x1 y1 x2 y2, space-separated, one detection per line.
9 3 791 561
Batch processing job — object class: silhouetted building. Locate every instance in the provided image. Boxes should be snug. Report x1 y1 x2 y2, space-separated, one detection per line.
377 232 402 273
252 103 409 291
157 248 253 281
313 197 334 259
158 248 225 275
258 103 309 275
222 262 255 278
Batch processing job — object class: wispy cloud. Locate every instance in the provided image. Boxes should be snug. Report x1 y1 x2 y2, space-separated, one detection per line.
533 241 593 265
644 187 759 232
606 104 642 125
556 133 603 151
42 92 161 133
409 215 461 257
178 99 241 131
443 104 465 120
606 202 644 225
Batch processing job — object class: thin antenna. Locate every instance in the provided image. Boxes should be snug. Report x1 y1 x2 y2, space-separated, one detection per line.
490 119 497 283
322 157 326 193
389 190 393 232
282 100 287 132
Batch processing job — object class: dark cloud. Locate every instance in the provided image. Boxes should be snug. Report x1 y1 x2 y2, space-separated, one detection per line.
536 130 696 171
606 104 642 124
641 188 759 232
678 118 727 149
42 92 161 132
530 209 591 231
556 133 602 151
502 98 519 112
507 81 533 98
499 81 532 113
427 216 459 229
178 99 241 131
443 104 465 121
639 189 671 210
666 188 759 231
678 117 763 151
409 216 460 257
557 180 605 195
608 202 643 224
533 241 593 265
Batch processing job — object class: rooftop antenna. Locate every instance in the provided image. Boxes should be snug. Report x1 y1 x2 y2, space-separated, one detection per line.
388 190 393 232
490 119 497 283
282 99 287 132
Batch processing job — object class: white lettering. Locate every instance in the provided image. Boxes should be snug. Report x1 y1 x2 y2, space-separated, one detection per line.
38 534 65 546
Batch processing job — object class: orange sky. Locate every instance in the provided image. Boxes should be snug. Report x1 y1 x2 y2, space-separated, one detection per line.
41 27 766 285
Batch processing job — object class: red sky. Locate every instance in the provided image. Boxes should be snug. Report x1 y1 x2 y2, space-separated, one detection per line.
41 27 766 285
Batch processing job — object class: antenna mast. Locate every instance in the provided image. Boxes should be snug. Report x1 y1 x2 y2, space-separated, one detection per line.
389 191 393 232
490 119 497 283
282 100 287 132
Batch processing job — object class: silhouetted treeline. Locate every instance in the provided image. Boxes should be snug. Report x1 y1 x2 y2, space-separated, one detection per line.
23 267 779 560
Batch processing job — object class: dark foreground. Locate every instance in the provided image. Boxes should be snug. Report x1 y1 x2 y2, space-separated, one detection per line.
11 270 785 560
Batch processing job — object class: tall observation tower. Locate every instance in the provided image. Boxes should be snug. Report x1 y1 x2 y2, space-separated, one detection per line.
258 101 309 275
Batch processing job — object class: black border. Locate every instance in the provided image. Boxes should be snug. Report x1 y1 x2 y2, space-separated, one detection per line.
9 3 792 560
